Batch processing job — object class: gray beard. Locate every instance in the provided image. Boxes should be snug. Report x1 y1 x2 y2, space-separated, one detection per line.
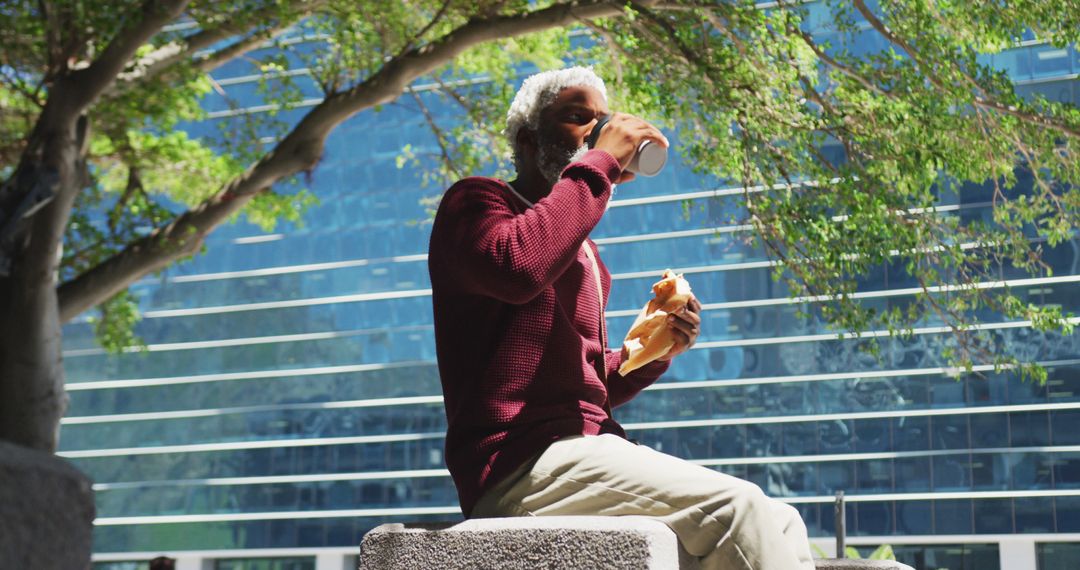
536 141 589 186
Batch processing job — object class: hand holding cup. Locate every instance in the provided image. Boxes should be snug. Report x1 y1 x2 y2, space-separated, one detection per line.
587 113 669 182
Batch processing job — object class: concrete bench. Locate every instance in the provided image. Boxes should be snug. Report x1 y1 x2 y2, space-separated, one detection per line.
358 516 915 569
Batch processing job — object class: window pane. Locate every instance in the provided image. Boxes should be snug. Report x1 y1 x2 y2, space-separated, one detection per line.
1038 543 1080 570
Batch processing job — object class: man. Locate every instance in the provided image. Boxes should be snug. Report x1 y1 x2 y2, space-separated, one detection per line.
428 67 815 570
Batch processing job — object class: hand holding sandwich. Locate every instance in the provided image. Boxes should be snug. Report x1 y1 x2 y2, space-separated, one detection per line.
656 296 701 361
618 270 702 375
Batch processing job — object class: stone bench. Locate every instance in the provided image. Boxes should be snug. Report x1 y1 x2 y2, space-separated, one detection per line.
358 516 915 569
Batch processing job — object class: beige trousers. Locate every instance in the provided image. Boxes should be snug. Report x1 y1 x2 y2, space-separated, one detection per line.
472 434 815 570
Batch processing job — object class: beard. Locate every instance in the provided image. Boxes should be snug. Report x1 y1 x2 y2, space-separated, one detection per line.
535 132 589 186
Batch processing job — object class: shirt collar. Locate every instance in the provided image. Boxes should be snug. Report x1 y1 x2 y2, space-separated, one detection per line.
505 180 533 207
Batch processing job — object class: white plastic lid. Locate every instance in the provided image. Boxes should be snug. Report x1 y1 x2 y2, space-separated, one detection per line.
629 141 667 177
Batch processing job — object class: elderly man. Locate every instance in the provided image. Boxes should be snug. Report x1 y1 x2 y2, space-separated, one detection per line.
427 67 815 570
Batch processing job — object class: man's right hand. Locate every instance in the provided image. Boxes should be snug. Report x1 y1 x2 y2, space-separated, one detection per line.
591 113 669 183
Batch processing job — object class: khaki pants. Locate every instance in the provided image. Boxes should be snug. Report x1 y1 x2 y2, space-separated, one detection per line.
472 434 815 570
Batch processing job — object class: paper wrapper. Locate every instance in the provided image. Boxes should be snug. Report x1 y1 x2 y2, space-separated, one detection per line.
618 269 692 376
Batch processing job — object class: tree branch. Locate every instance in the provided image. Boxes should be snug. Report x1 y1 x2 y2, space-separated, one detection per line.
629 2 723 89
971 98 1080 140
0 68 45 108
56 0 189 116
408 87 463 180
581 21 627 86
9 0 187 283
39 0 65 81
396 0 454 59
192 24 291 73
851 0 1080 140
789 25 890 97
430 76 506 145
57 0 662 321
115 0 326 87
113 32 224 86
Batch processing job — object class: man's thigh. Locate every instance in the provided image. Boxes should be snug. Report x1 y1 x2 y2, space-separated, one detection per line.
476 434 811 566
499 433 763 519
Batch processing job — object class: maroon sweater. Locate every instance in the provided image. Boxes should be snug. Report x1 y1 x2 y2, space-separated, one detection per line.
428 149 669 515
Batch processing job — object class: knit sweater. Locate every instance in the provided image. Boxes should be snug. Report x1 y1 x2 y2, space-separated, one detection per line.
428 149 669 516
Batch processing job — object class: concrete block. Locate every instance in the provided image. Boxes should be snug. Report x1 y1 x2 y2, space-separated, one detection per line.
0 440 95 570
358 516 917 570
359 516 697 569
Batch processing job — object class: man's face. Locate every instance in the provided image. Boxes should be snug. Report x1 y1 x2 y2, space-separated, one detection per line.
531 85 610 184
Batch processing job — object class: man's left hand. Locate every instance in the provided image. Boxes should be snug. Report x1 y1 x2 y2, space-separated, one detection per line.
657 295 702 361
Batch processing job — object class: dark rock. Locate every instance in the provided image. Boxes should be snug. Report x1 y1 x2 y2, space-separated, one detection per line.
0 441 95 570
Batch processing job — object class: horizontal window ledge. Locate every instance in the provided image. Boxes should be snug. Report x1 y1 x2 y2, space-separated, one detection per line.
59 401 1080 458
62 356 1080 424
63 274 1080 355
91 488 1080 526
88 444 1080 491
94 505 462 526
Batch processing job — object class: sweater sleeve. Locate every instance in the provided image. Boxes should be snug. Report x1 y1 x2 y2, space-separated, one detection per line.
433 150 622 304
604 350 669 408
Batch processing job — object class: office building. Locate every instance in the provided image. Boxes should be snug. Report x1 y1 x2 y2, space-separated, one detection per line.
67 5 1080 570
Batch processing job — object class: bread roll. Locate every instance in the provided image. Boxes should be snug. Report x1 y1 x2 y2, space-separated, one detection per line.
618 270 692 375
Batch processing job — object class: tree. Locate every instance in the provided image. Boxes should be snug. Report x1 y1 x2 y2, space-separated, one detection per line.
0 0 659 456
1 0 1077 461
582 0 1077 382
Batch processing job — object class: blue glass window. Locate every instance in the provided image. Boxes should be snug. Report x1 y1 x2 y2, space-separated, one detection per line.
1038 543 1080 570
1015 497 1055 533
933 500 974 534
890 543 999 570
896 501 933 535
974 498 1013 534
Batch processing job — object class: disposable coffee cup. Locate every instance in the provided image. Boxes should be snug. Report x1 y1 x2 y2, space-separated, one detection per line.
586 115 667 177
626 140 666 177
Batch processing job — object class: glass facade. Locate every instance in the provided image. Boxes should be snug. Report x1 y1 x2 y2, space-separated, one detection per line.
850 544 1001 570
93 563 149 570
62 2 1079 564
216 557 314 570
1037 543 1080 570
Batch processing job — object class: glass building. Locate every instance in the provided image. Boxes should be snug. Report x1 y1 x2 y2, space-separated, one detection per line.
65 4 1080 570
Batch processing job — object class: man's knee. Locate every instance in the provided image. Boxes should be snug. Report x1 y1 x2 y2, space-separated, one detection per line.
723 479 772 517
773 499 800 518
773 500 806 528
736 478 768 501
725 482 806 531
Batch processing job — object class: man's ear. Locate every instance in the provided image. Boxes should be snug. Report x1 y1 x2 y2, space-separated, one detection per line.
516 128 537 158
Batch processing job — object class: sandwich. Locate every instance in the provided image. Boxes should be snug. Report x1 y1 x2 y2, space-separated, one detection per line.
618 269 693 375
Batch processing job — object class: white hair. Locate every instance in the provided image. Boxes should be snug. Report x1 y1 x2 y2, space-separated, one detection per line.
505 66 607 169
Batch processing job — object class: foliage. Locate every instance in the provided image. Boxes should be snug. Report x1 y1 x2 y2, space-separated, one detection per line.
578 0 1080 380
847 544 897 561
87 289 147 354
0 0 1077 373
395 27 573 191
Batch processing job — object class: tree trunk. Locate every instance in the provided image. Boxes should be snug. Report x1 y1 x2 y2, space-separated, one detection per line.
0 113 84 453
0 0 188 453
0 266 67 454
